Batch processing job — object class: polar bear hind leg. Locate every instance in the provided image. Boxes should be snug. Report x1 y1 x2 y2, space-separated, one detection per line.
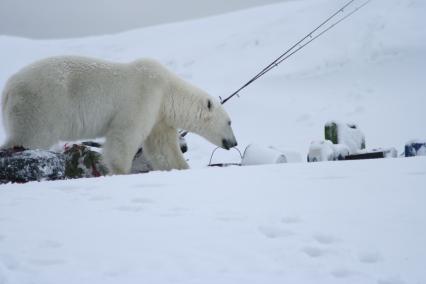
2 87 60 150
143 124 189 171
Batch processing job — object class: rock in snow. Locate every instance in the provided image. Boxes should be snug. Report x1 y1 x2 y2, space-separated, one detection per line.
0 147 65 183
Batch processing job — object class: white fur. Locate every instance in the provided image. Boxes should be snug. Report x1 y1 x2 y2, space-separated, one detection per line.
1 56 237 174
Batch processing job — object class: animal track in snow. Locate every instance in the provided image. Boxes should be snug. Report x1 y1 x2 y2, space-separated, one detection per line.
313 233 337 245
280 216 302 224
308 175 348 181
258 225 295 239
216 215 246 222
115 205 144 212
407 171 426 176
38 240 62 249
301 246 327 258
159 207 189 218
30 258 66 266
131 197 155 204
132 183 166 188
89 195 111 202
331 268 360 278
377 276 405 284
358 251 382 263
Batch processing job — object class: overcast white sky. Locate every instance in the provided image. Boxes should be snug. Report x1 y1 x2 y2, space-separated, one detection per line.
0 0 285 39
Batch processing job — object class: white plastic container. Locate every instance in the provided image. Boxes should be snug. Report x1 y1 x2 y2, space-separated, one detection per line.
241 144 288 166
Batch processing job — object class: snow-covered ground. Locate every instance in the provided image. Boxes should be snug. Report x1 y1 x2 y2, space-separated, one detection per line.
1 0 426 283
1 158 426 284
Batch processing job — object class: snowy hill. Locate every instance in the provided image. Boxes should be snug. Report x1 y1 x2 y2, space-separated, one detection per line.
1 0 426 283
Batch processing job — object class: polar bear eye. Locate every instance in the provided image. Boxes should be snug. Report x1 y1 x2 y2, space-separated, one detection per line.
228 121 231 126
207 100 212 111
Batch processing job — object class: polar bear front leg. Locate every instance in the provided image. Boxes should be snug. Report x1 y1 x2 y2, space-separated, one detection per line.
143 124 189 171
103 126 143 175
102 111 155 175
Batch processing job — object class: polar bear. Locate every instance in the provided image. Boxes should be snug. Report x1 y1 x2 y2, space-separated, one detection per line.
1 56 237 174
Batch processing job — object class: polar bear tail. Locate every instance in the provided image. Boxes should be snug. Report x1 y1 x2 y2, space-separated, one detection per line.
1 86 15 149
1 86 11 136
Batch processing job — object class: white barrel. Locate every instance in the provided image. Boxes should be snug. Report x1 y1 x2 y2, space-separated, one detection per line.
241 144 287 166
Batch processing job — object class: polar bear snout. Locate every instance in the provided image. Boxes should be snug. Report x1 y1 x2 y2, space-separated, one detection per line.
222 138 238 150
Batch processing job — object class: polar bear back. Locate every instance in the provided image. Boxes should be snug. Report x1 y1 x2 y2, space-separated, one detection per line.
2 56 163 142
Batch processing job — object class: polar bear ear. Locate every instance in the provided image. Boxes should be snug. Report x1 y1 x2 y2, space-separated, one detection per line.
207 99 213 111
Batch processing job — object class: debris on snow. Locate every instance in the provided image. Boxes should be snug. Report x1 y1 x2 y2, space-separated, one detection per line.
307 140 350 162
345 147 398 160
405 140 426 157
325 121 366 154
63 144 109 178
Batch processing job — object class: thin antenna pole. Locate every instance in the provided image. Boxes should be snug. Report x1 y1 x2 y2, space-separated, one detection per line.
220 0 370 105
180 0 371 138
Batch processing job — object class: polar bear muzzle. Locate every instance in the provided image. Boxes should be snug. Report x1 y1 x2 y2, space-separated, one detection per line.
222 138 238 150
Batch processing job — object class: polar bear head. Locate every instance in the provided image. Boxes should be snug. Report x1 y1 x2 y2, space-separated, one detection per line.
164 82 237 150
137 58 238 150
193 97 238 150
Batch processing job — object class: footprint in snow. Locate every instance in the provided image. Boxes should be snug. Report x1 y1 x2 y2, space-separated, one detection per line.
30 258 66 266
54 186 80 192
159 207 189 217
377 276 405 284
280 216 302 224
38 240 62 249
258 225 295 239
131 197 155 204
132 183 166 188
331 268 361 279
216 215 246 222
407 171 426 176
115 205 144 212
308 175 348 181
301 246 327 258
89 195 111 202
358 251 382 264
313 233 338 245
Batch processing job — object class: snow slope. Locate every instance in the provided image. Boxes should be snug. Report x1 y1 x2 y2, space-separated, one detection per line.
1 0 426 283
1 0 425 160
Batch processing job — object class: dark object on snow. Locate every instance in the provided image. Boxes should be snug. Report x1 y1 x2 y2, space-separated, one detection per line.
345 151 385 160
179 136 188 153
81 141 103 148
345 148 397 161
208 163 241 167
208 147 242 167
0 147 65 184
405 140 426 157
131 147 152 173
0 142 156 184
82 136 188 154
63 144 109 178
